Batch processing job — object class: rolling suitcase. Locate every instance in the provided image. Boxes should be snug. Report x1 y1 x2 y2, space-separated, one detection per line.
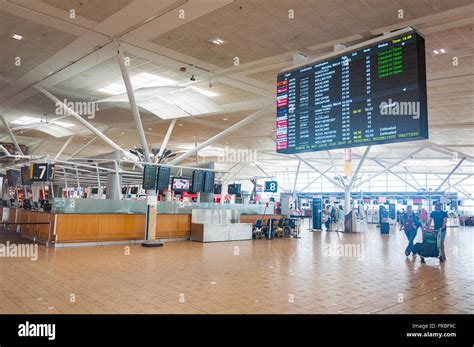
380 222 390 234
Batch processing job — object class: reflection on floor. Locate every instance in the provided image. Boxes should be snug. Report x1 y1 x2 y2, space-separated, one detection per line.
0 222 472 314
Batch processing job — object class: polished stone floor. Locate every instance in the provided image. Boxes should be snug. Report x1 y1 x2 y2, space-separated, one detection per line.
0 221 472 314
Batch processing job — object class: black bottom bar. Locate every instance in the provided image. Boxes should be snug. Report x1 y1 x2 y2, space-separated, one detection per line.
0 314 472 346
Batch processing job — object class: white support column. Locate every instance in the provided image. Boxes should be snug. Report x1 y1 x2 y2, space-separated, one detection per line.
114 39 151 163
34 86 127 156
156 119 176 162
355 145 430 189
369 157 420 191
404 166 422 190
55 135 74 160
253 161 286 193
27 140 46 155
435 158 466 191
293 154 344 190
349 146 371 189
327 150 340 178
96 164 102 199
75 167 80 189
299 167 333 192
292 159 301 194
0 114 23 155
169 104 273 165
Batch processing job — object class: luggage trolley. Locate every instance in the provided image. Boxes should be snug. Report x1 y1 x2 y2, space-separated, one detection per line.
413 227 441 263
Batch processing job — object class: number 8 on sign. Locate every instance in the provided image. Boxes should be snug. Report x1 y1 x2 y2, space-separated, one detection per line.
265 181 278 193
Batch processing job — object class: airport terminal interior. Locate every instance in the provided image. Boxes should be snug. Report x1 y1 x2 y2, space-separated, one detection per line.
0 0 473 315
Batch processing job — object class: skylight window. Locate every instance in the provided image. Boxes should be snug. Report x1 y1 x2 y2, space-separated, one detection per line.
190 87 219 97
11 116 74 128
97 72 178 95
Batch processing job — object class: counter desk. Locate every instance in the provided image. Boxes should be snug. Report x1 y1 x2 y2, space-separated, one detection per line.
3 206 268 247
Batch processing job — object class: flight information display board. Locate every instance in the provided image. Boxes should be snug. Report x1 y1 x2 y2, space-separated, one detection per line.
142 165 157 190
276 31 428 154
203 171 215 193
156 166 171 191
191 170 205 193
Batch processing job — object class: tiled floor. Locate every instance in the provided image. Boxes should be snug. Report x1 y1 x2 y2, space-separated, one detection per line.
0 222 472 314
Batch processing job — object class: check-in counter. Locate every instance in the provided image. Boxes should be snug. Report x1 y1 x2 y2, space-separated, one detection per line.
6 207 191 245
4 208 55 242
53 213 191 243
4 200 267 247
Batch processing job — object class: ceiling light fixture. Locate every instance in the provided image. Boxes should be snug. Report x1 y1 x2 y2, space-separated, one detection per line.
433 49 447 55
11 33 23 40
209 37 225 45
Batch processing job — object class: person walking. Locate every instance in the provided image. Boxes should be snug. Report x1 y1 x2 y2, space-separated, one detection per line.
337 205 345 232
400 205 420 256
330 205 337 231
427 202 448 262
324 205 331 231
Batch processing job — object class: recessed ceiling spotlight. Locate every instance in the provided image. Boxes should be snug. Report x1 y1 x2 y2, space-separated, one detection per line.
10 33 23 40
148 128 152 131
121 131 125 134
433 50 439 55
209 37 225 45
178 123 183 127
223 117 228 121
440 48 446 53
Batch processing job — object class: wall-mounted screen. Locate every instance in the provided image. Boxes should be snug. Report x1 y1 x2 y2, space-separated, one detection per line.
214 184 222 194
156 166 170 191
276 30 428 154
228 184 241 195
172 177 191 192
6 169 20 187
21 166 31 185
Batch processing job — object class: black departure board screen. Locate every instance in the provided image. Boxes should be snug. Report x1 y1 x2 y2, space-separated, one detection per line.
142 165 157 190
276 31 428 154
203 171 215 193
156 166 170 191
191 170 205 193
